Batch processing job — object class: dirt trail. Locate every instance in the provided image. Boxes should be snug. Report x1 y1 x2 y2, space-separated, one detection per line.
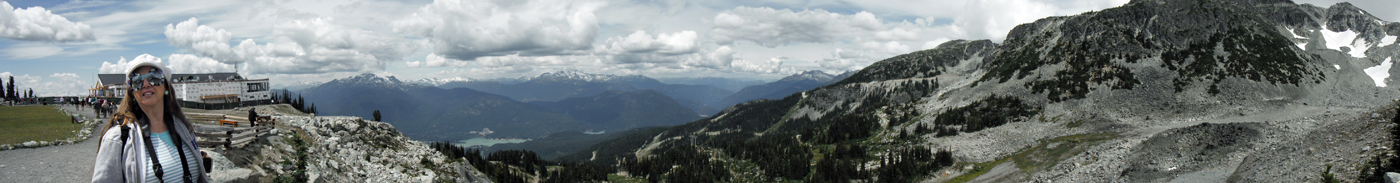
0 105 107 182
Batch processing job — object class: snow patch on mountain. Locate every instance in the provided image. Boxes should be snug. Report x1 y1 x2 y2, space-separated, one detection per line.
1320 26 1366 57
1364 57 1393 87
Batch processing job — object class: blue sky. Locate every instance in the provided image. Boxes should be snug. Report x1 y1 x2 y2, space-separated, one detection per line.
0 0 1391 96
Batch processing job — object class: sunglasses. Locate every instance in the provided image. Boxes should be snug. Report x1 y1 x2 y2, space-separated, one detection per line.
128 69 165 90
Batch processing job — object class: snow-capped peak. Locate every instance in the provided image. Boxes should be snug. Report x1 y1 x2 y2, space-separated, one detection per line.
778 70 835 82
532 70 621 82
330 73 406 87
409 77 472 86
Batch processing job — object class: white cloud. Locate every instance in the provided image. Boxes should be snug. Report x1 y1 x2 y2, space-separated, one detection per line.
3 43 62 59
393 0 605 61
165 17 237 61
732 56 786 73
98 56 134 74
862 40 910 54
683 46 736 69
0 1 94 42
164 17 419 74
166 54 235 74
921 38 953 50
952 0 1058 41
0 72 85 97
604 30 699 54
710 6 883 47
818 48 860 70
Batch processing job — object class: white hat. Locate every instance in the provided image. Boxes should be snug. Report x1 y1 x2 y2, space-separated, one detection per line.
124 54 171 85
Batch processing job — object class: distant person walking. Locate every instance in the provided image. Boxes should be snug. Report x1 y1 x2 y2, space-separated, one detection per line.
92 56 210 182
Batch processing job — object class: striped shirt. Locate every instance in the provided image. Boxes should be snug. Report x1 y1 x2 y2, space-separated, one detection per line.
144 132 194 183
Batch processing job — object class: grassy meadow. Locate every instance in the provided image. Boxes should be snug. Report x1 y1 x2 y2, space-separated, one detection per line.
0 105 84 145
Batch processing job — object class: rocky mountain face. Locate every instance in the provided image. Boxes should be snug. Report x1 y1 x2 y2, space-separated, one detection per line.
556 0 1400 182
206 105 490 182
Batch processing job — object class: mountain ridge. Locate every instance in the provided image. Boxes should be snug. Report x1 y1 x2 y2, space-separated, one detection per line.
553 1 1400 182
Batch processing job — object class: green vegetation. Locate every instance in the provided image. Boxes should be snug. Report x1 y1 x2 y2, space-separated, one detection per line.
1010 132 1117 172
947 132 1117 183
0 105 84 145
620 145 729 182
946 158 1010 183
711 134 812 180
1162 26 1321 94
1322 164 1339 183
832 40 996 86
933 95 1041 133
979 24 1143 102
1358 105 1400 181
275 131 309 183
372 110 381 121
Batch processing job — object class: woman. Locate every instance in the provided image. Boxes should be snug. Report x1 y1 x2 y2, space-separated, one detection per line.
92 55 209 183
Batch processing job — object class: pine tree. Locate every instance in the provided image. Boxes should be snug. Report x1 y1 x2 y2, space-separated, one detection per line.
0 78 5 102
6 76 14 102
296 94 305 112
373 110 381 121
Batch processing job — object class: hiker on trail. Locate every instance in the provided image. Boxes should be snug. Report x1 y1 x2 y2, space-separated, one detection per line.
92 55 210 183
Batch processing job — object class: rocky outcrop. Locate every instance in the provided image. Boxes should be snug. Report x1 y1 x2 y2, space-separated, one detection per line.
205 115 490 182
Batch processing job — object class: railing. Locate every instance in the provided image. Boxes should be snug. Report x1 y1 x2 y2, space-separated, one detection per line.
196 125 273 148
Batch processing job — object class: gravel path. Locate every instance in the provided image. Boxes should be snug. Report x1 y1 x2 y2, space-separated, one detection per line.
0 105 107 183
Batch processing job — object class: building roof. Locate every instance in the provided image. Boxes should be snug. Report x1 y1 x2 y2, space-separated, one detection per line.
97 73 257 86
171 73 243 83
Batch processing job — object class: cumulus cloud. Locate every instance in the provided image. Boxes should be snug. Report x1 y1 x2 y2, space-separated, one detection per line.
98 56 137 74
682 46 736 69
164 17 419 74
818 48 861 70
921 38 953 50
732 56 786 73
0 72 85 97
164 17 236 60
603 30 699 54
952 0 1058 41
0 1 94 42
393 0 604 61
862 40 910 54
711 6 883 47
167 54 235 73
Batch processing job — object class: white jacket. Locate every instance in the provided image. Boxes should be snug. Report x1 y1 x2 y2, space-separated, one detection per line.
91 117 210 183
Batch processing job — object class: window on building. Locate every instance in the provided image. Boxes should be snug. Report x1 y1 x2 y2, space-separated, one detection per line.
247 82 268 92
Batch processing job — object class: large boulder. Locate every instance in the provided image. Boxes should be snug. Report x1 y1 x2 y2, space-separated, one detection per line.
1386 172 1400 183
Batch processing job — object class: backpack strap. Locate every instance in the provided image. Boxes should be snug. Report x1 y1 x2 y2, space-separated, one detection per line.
165 117 195 183
142 131 168 183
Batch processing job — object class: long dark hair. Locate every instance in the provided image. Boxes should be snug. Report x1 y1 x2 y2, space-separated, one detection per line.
101 80 192 140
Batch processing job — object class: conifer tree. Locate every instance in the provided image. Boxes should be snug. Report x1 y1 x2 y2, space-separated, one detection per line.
373 110 381 121
6 76 13 102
